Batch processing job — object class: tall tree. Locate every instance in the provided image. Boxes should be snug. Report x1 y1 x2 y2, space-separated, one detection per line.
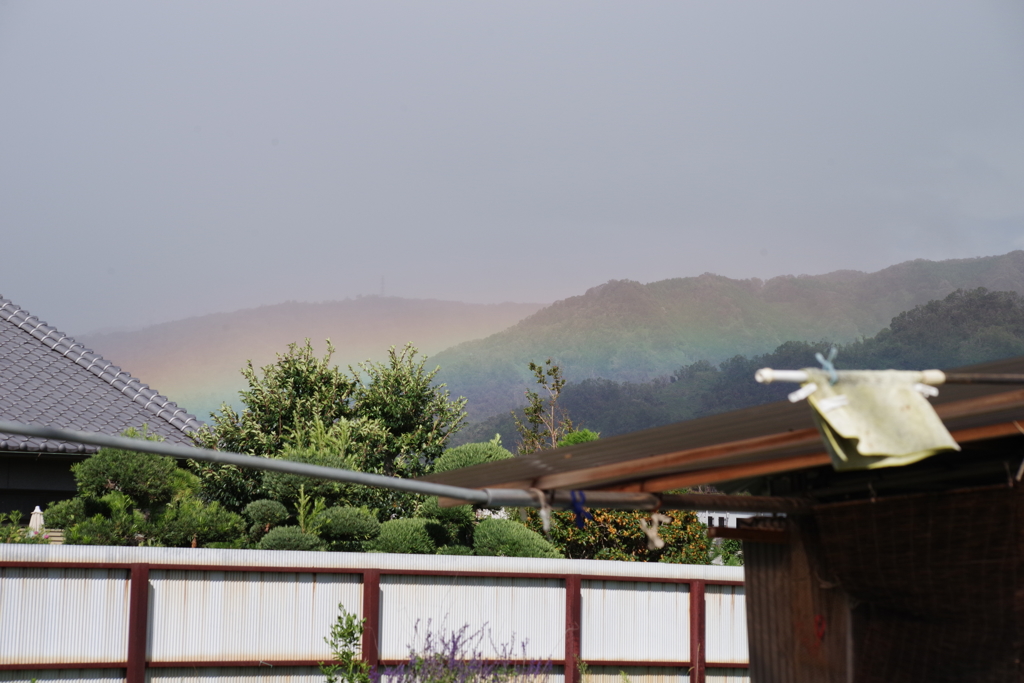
512 359 576 454
191 340 466 512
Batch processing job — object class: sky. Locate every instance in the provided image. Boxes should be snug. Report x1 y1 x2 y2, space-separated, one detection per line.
2 1 1023 335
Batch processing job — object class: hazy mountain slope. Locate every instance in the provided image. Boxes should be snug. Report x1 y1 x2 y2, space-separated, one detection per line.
80 297 544 421
455 287 1024 447
434 251 1024 419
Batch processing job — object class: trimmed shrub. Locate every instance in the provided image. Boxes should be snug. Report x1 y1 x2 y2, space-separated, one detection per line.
244 499 289 527
71 428 177 511
64 515 123 546
369 518 446 554
433 442 514 474
263 446 351 509
436 545 474 556
314 506 381 552
556 429 600 448
415 496 475 547
44 497 87 530
258 525 323 551
152 499 246 548
473 519 562 559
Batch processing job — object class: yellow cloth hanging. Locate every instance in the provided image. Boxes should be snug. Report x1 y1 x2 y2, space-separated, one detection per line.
800 368 960 471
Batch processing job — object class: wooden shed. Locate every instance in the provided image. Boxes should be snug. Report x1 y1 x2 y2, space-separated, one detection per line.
425 355 1024 682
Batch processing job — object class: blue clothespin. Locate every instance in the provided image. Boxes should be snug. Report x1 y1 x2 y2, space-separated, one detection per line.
570 490 594 529
815 347 839 385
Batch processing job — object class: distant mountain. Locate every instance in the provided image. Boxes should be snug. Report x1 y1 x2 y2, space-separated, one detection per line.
434 251 1024 419
80 297 545 421
455 287 1024 447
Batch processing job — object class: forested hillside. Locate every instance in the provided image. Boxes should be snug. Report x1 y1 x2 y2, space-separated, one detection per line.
435 251 1024 419
456 288 1024 445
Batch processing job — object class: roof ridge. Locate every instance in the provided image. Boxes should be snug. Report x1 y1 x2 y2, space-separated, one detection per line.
0 297 203 435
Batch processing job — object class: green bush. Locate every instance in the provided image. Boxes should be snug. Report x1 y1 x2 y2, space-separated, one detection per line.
369 518 446 554
152 499 246 548
314 506 381 552
71 427 178 512
44 498 87 529
433 442 514 474
244 499 290 527
556 429 600 448
436 544 474 556
263 446 352 509
416 496 475 547
64 515 127 546
258 525 324 551
473 518 562 559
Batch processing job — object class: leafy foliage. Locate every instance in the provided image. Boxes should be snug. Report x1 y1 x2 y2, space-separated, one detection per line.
436 544 474 556
523 507 709 563
191 340 466 514
244 499 289 529
512 359 576 454
415 496 475 548
63 492 150 546
71 426 179 513
473 518 563 559
314 506 381 552
350 344 468 477
51 429 245 548
150 498 246 548
194 340 357 456
258 525 324 551
370 518 446 554
42 497 88 530
0 511 49 544
433 441 514 473
320 604 371 683
556 429 600 448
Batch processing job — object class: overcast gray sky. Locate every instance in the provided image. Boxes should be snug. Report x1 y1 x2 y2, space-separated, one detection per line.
2 1 1022 334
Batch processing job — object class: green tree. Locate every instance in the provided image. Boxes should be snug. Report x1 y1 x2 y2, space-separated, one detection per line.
49 428 246 548
523 507 709 563
71 426 181 514
191 340 356 510
320 604 371 683
350 344 467 477
191 341 467 514
512 359 576 455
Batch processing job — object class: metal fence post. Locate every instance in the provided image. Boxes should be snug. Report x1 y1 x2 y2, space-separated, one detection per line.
127 564 150 683
565 575 582 683
362 569 381 669
689 579 706 683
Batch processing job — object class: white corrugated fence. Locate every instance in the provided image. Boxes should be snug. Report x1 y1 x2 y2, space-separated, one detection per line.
0 546 747 683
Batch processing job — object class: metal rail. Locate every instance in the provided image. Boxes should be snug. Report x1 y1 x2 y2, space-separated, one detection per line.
0 420 801 513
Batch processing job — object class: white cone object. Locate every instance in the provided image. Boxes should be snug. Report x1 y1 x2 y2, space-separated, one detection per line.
28 506 44 534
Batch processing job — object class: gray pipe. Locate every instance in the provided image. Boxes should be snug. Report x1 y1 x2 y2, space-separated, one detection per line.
0 421 800 513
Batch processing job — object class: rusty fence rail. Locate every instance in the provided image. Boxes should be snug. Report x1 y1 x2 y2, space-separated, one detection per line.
0 546 748 683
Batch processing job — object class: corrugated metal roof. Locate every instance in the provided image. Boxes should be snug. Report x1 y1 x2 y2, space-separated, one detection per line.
422 355 1024 493
0 545 744 583
0 297 202 454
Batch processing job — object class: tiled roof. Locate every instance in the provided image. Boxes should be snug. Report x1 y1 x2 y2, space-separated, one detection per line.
0 297 203 454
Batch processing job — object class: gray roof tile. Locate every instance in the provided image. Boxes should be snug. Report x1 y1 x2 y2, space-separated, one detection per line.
0 297 203 454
